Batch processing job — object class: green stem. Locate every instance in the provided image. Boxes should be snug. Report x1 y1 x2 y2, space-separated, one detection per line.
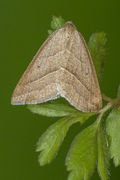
97 103 112 124
102 94 112 102
99 103 112 115
97 95 120 124
111 96 120 108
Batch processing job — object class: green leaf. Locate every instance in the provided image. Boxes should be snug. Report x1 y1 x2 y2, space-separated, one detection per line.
51 16 66 30
88 32 107 83
74 112 96 124
97 122 110 180
36 116 77 166
48 16 66 35
36 113 94 166
66 121 98 180
106 109 120 167
27 102 81 117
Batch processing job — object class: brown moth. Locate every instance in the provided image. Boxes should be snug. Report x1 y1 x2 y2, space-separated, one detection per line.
11 21 102 112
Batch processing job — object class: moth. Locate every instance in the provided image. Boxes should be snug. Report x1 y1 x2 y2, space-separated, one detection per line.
11 21 102 112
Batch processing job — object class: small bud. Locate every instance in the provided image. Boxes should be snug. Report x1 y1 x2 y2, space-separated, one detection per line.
51 16 66 30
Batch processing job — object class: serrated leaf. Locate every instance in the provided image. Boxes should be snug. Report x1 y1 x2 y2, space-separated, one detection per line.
36 113 93 166
36 116 73 166
48 16 66 36
51 16 66 31
97 122 110 180
88 32 107 83
106 109 120 167
27 102 81 117
66 121 98 180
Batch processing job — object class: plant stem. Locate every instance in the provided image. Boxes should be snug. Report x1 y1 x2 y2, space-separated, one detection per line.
97 95 120 123
99 103 112 115
102 94 112 102
97 103 112 124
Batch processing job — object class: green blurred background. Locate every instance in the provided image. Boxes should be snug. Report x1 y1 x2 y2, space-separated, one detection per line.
1 0 120 179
